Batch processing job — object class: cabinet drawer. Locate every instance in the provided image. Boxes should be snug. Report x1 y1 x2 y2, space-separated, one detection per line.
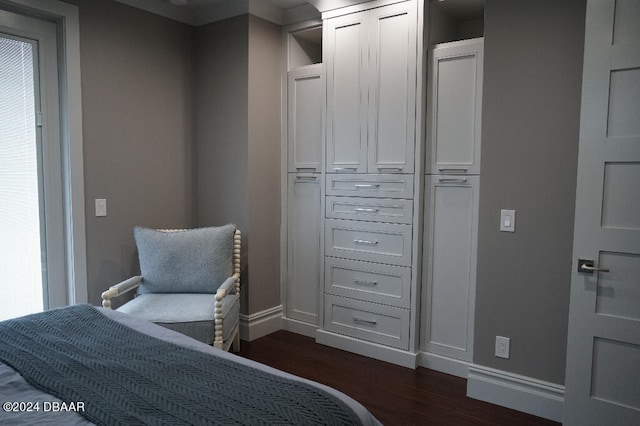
325 219 412 266
326 196 413 224
324 295 409 350
325 257 411 308
326 174 414 199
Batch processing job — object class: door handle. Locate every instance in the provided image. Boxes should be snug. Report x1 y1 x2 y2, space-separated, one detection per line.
354 239 379 246
353 317 377 326
353 279 378 286
438 167 468 173
438 178 468 183
577 258 610 274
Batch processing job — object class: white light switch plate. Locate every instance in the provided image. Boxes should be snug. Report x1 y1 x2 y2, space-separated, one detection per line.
500 209 516 232
95 198 107 217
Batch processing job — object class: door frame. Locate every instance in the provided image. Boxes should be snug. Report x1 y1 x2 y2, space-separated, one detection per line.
1 0 86 306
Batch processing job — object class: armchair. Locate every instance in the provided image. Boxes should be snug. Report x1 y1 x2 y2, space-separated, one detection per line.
101 225 241 352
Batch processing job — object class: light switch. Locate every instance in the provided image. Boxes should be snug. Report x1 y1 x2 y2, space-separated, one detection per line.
500 209 515 232
95 198 107 217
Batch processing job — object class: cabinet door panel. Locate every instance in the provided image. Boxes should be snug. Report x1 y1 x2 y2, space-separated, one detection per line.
288 65 323 172
423 175 479 361
428 38 483 174
286 174 322 324
368 2 417 173
325 13 367 173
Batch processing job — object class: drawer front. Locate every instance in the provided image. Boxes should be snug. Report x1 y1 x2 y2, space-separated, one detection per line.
326 174 414 199
325 219 412 266
325 196 413 224
324 295 409 350
325 257 411 308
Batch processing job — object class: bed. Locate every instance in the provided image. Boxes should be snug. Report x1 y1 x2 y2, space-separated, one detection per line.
0 305 381 425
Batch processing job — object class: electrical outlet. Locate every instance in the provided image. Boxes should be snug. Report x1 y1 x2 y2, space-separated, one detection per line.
495 336 510 359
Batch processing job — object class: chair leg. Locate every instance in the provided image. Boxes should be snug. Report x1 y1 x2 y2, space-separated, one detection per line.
231 329 240 352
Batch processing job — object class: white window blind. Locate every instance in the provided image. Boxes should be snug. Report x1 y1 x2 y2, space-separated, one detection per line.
0 35 44 320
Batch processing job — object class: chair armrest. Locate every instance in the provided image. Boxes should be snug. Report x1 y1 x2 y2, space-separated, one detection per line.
101 275 143 309
215 276 238 301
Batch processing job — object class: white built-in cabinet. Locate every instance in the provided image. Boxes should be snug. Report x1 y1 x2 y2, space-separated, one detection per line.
325 1 417 174
422 37 483 362
282 1 485 371
319 0 420 360
426 38 483 175
286 174 322 325
422 175 479 360
323 174 414 350
287 65 324 173
284 59 324 331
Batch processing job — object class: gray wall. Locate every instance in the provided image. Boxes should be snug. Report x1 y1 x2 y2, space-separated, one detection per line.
247 15 282 314
196 15 282 315
474 0 586 385
195 16 249 232
68 0 196 306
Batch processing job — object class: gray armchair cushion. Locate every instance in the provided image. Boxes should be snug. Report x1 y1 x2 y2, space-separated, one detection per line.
117 293 240 344
134 224 235 294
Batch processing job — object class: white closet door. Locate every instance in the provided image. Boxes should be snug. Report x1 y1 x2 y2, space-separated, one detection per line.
428 38 483 175
287 65 324 173
286 174 322 324
367 1 417 174
325 12 367 173
423 175 479 361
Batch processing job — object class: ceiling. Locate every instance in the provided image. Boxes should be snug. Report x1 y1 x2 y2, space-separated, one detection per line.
434 0 485 20
113 0 484 27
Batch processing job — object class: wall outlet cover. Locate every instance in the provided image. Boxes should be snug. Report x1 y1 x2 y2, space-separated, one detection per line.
495 336 510 359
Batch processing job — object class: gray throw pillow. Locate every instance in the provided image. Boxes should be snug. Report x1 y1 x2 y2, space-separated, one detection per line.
134 224 235 294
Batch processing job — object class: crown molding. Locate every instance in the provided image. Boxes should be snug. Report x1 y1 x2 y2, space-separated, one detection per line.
111 0 320 26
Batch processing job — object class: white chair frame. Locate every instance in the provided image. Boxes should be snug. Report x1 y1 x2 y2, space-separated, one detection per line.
101 229 241 352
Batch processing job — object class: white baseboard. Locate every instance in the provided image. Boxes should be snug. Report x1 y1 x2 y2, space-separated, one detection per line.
281 317 318 338
417 351 471 379
467 365 564 422
316 329 418 368
239 305 282 342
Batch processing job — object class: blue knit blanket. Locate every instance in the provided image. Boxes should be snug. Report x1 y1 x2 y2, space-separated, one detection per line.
0 305 363 425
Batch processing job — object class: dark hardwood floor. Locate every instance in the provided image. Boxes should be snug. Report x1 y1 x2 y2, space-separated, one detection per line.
237 330 561 426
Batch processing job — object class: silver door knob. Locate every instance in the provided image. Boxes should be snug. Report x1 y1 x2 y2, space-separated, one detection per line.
578 258 610 274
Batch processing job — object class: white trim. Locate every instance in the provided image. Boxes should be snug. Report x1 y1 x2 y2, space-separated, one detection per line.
319 0 407 19
283 4 320 25
112 0 320 27
466 365 565 423
239 305 283 342
417 351 471 379
281 317 318 338
316 330 418 368
3 0 87 305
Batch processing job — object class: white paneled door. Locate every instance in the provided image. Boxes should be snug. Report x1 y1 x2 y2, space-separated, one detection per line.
564 0 640 424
